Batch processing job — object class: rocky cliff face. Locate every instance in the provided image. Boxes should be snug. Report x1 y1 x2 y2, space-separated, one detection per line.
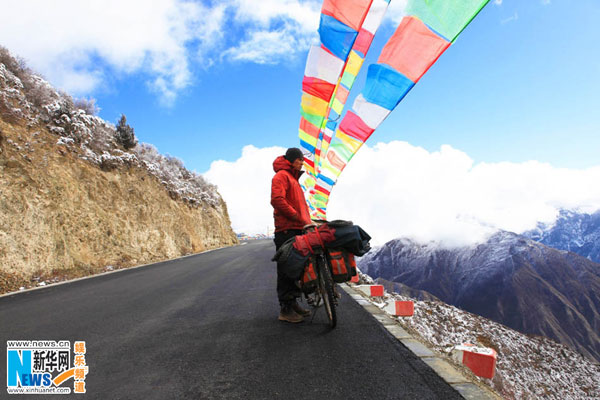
358 232 600 362
0 50 237 294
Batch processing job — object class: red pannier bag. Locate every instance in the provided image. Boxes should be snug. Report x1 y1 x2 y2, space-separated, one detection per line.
302 256 318 293
327 249 357 283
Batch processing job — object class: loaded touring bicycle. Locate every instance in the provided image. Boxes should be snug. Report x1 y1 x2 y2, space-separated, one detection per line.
274 220 371 329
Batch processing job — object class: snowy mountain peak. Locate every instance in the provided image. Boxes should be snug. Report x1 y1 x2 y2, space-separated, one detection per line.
358 231 600 363
523 209 600 262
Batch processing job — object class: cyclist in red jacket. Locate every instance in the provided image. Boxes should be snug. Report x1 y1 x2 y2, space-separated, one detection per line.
271 148 312 323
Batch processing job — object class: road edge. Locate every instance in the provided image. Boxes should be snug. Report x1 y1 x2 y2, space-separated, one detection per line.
0 244 236 299
340 283 502 400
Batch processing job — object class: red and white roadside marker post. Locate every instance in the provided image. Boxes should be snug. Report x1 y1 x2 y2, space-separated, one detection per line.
356 285 384 297
451 343 497 379
383 300 414 316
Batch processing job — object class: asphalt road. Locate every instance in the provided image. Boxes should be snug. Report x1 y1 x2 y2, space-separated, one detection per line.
1 240 463 399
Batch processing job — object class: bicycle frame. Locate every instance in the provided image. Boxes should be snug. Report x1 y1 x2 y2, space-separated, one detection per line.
309 246 337 328
303 222 337 328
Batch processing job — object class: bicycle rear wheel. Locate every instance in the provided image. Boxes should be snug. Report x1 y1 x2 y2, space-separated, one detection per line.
317 254 337 329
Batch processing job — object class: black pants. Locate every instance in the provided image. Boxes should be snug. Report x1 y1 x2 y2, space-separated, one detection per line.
274 229 303 306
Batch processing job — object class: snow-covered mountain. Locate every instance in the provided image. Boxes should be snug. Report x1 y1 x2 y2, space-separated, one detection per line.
524 209 600 263
358 231 600 362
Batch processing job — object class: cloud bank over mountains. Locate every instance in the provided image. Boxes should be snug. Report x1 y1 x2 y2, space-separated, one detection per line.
206 142 600 246
205 145 285 237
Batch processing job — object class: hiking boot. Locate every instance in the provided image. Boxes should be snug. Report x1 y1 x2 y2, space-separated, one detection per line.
292 301 311 317
278 305 304 323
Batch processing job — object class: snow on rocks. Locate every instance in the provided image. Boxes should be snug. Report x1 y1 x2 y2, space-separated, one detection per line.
0 63 24 90
1 54 221 209
56 137 74 146
350 272 600 399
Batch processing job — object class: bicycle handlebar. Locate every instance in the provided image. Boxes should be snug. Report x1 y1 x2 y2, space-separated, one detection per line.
303 223 317 232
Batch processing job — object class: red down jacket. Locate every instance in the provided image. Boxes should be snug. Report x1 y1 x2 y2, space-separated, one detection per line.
271 156 311 232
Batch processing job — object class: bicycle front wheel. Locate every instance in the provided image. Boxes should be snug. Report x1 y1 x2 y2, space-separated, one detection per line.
317 255 337 329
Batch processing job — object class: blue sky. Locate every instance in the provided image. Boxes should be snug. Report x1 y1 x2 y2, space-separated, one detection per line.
94 0 600 171
2 0 600 241
1 0 597 172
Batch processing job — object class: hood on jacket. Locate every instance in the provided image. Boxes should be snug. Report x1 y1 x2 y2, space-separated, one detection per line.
273 155 303 179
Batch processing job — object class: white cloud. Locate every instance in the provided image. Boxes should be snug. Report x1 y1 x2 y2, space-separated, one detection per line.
494 0 503 5
0 0 511 104
223 0 320 64
204 145 285 235
384 0 409 25
0 0 225 104
0 0 322 103
224 28 314 64
501 12 519 24
0 0 418 103
205 142 600 247
231 0 320 29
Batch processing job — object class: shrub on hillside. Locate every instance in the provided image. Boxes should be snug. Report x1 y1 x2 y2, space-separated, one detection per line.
0 46 58 114
74 97 99 116
1 46 219 206
135 143 218 205
48 95 79 141
88 123 118 154
115 114 137 150
0 46 30 83
27 81 58 110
